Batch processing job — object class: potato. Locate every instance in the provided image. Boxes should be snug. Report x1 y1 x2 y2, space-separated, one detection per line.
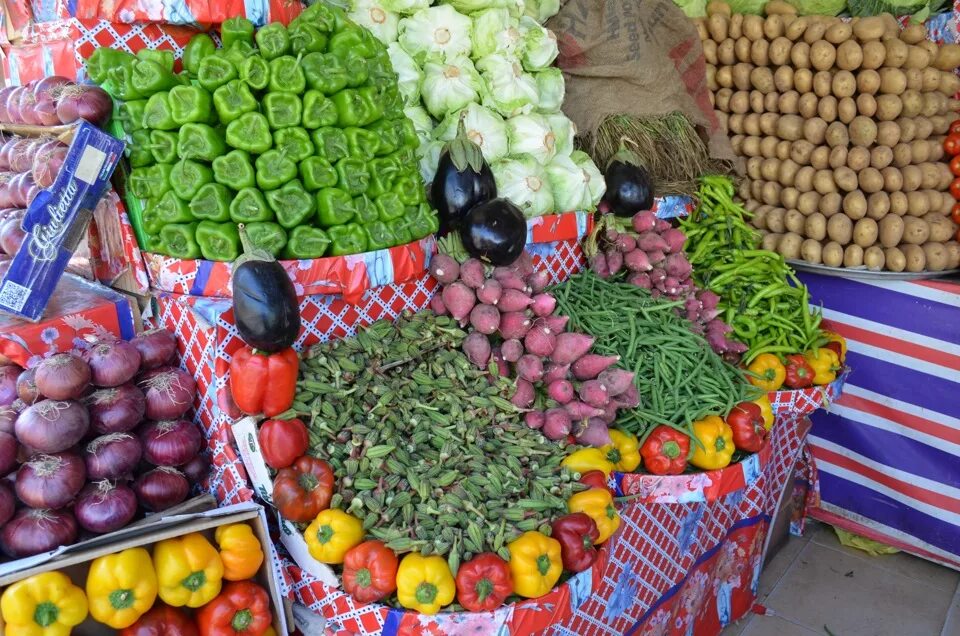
802 212 826 240
810 146 831 170
781 186 800 209
798 118 826 146
751 206 770 229
778 159 800 186
790 140 815 166
799 93 819 118
728 113 745 135
764 37 790 66
933 43 960 71
743 15 765 41
746 156 762 179
878 215 904 247
694 18 709 41
763 182 783 206
716 65 734 88
829 146 849 170
901 164 922 192
760 135 779 158
859 167 884 193
860 41 887 70
777 140 793 160
822 241 844 266
729 12 744 37
911 139 932 163
900 23 926 44
704 40 719 65
922 66 942 92
904 45 931 70
810 40 837 71
760 157 780 180
856 93 878 118
879 68 907 94
922 92 948 119
876 121 900 146
779 90 800 113
938 163 954 190
766 0 797 15
761 233 782 252
797 191 821 215
836 41 863 71
760 113 780 136
884 247 907 272
738 180 752 200
803 21 828 45
729 91 751 114
743 113 762 136
820 192 842 217
843 244 864 267
875 94 903 121
843 191 868 220
791 41 812 69
741 137 759 159
838 97 857 124
715 88 733 112
848 116 878 147
824 22 851 44
834 166 859 192
867 191 891 220
785 209 806 233
896 117 917 143
899 89 922 118
813 169 837 195
776 115 804 141
763 15 785 39
733 63 753 90
795 165 816 191
719 39 737 65
905 68 923 91
750 39 770 66
939 71 960 96
892 143 912 168
707 0 732 16
857 69 881 94
946 241 960 269
883 38 909 68
863 246 885 271
828 214 854 244
777 232 804 259
785 16 808 40
794 68 814 93
879 13 900 39
870 146 893 170
847 146 871 171
734 37 752 63
853 16 886 42
799 238 822 264
925 213 956 242
853 217 879 247
765 207 787 233
880 166 903 192
901 244 926 272
919 40 939 58
812 71 832 97
902 216 930 244
906 190 932 217
750 179 764 200
825 121 849 148
889 191 909 216
926 191 945 216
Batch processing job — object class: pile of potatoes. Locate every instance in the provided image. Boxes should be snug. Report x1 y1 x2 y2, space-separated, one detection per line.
698 0 960 273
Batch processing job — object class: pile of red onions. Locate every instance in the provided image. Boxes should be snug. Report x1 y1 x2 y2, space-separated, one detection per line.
0 78 112 127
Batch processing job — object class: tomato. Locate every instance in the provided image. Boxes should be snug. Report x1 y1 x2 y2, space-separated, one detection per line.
258 418 309 470
951 120 960 136
952 203 960 225
951 155 960 177
944 135 960 157
272 455 335 523
951 178 960 201
120 604 198 636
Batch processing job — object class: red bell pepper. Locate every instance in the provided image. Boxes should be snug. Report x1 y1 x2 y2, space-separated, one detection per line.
639 426 690 475
272 455 335 523
551 513 600 573
342 540 399 604
784 354 815 389
120 604 198 636
258 418 309 469
455 552 514 612
196 581 271 636
579 470 609 491
229 346 299 417
726 401 768 453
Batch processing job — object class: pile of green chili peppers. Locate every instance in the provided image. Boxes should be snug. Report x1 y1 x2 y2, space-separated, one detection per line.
94 6 438 262
681 176 826 363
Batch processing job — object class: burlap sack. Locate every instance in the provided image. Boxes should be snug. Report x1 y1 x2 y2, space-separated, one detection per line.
546 0 736 164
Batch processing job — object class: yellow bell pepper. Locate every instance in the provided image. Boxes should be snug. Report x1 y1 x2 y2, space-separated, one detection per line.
215 523 264 581
507 531 562 598
396 553 455 614
561 448 615 477
753 394 774 431
804 348 841 385
567 488 621 543
690 415 735 470
1 571 87 636
602 430 641 472
154 532 224 608
746 353 786 391
304 509 364 564
823 330 847 363
86 547 157 629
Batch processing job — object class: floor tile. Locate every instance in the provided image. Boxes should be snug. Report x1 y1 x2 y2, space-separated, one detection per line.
940 585 960 636
756 533 811 600
741 615 820 636
719 614 752 636
764 541 953 636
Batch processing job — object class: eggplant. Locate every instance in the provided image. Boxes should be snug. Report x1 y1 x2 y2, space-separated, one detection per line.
602 142 654 217
429 117 497 233
459 198 526 266
232 225 300 352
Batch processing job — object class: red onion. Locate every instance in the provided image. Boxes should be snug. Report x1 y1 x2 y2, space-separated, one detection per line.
15 399 89 453
0 431 17 475
32 95 60 126
32 144 67 189
16 367 39 405
35 353 91 400
1 508 78 557
133 329 178 370
0 139 17 169
18 86 40 125
140 367 195 420
86 383 145 434
12 172 35 208
16 452 85 509
182 453 209 484
7 138 33 174
0 482 13 527
0 178 16 210
134 467 189 512
140 419 201 467
33 76 70 102
56 85 112 126
84 433 142 480
75 480 138 534
0 404 17 435
0 364 19 406
0 87 14 123
0 216 24 256
86 339 142 388
5 87 25 124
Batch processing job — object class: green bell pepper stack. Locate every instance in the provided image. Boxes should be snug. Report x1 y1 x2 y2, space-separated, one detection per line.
196 220 241 261
128 130 155 168
131 59 180 95
213 149 256 190
330 89 368 128
299 157 338 192
364 221 396 251
267 180 316 228
230 187 273 223
340 51 369 88
178 123 225 162
86 48 136 85
255 150 298 190
344 127 380 158
221 16 255 50
312 127 349 164
136 48 174 73
170 159 213 201
375 192 405 223
160 223 202 259
142 92 177 130
329 27 376 59
154 190 194 224
282 226 330 259
316 187 355 227
190 183 232 222
240 56 270 91
335 158 370 196
255 23 290 60
118 99 147 133
268 56 307 94
328 223 368 255
289 23 328 56
129 163 174 200
245 222 288 257
168 85 212 124
353 195 381 225
149 130 179 164
302 90 338 130
226 112 273 154
107 65 146 101
302 53 347 95
198 56 238 92
182 33 216 76
213 80 257 124
263 92 302 129
274 128 314 163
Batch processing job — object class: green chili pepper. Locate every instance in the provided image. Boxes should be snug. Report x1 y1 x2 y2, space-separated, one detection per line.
213 149 256 190
353 194 381 225
128 130 155 168
136 48 174 73
273 128 314 163
131 59 180 95
154 190 194 224
222 16 255 50
327 223 368 256
196 220 241 261
168 85 212 125
178 123 225 162
226 112 272 154
213 80 257 124
230 187 273 223
129 163 174 200
282 226 330 259
344 127 380 158
142 92 176 130
160 223 201 259
311 127 349 163
302 52 347 95
255 150 298 190
267 180 316 228
335 157 370 196
299 156 338 192
263 92 302 129
363 220 396 251
301 90 339 129
375 191 405 222
198 56 238 92
244 222 288 257
87 48 137 85
268 56 307 94
118 99 147 133
255 22 290 60
240 55 270 91
189 183 232 222
316 187 355 227
289 23 328 56
182 33 216 76
330 89 368 128
149 130 179 164
170 159 213 201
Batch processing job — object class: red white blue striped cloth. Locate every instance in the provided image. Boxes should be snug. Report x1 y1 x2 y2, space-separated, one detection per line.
798 272 960 570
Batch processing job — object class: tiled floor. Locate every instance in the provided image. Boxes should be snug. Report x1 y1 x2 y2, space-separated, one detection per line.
721 521 960 636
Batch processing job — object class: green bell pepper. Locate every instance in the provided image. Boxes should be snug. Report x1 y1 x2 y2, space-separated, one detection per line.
316 187 355 227
222 16 255 50
168 85 212 125
142 201 164 235
107 65 146 101
330 89 368 128
129 163 174 200
136 48 174 73
178 123 225 162
366 120 400 156
149 130 179 164
213 80 257 124
131 59 179 95
160 223 201 259
364 220 396 251
357 86 384 125
182 33 216 76
289 23 328 56
298 1 339 31
311 127 349 164
353 194 381 225
244 222 287 257
302 53 347 95
196 220 241 261
118 99 147 133
230 187 273 223
340 51 369 88
301 90 338 129
190 183 232 222
366 158 398 197
375 192 405 222
335 158 370 196
328 223 368 255
146 233 167 254
255 23 290 60
273 128 314 163
226 112 273 154
255 150 298 190
170 159 214 201
87 48 136 85
344 127 380 158
240 55 270 91
263 92 302 129
128 130 155 168
299 156 338 191
407 203 440 239
213 149 256 190
394 172 424 206
266 180 316 228
388 217 413 245
223 41 256 70
198 56 238 92
142 92 176 130
329 27 376 59
399 118 419 150
282 226 330 259
154 190 194 224
268 56 306 94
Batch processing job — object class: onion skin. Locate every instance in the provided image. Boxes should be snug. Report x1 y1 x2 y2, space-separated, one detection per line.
133 329 178 370
0 364 19 406
15 399 89 453
1 508 78 557
35 353 91 400
0 481 13 527
15 452 86 509
74 480 138 534
134 467 189 512
139 419 201 467
0 431 17 475
16 367 39 405
84 433 142 480
140 367 195 421
87 339 142 387
87 383 146 435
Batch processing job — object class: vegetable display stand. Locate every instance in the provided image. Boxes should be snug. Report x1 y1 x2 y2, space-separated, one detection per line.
768 371 848 422
61 0 301 27
86 188 151 295
797 271 960 570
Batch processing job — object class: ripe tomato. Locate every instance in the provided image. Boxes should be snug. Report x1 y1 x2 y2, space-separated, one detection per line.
951 120 960 136
951 155 960 177
951 179 960 201
258 418 309 469
953 203 960 225
944 135 960 157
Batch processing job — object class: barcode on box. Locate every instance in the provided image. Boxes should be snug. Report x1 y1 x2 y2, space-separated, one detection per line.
0 280 30 312
74 146 106 185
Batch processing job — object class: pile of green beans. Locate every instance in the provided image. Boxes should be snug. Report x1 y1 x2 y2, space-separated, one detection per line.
553 271 756 441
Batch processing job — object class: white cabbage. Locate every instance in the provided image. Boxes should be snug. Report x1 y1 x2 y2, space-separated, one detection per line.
398 5 473 62
476 53 539 117
523 0 560 23
440 0 524 15
350 0 401 42
545 154 589 213
533 68 564 113
519 17 558 71
381 0 429 14
435 103 509 162
418 139 445 184
403 105 435 142
546 113 575 158
492 154 555 217
421 56 484 118
506 113 556 164
571 150 605 210
387 42 423 105
471 8 523 58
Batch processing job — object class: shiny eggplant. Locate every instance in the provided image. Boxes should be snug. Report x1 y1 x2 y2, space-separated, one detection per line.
430 117 497 234
459 198 526 266
602 141 654 217
232 225 300 352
